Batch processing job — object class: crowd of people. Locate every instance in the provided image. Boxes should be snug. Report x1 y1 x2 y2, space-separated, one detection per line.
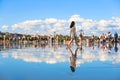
67 21 119 48
97 31 118 43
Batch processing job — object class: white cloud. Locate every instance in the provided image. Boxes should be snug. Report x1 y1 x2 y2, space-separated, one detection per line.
1 15 120 35
82 20 96 30
2 25 9 30
45 18 57 24
54 23 62 27
12 22 35 31
69 14 84 22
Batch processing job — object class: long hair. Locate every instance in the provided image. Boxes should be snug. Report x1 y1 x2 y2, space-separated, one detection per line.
70 21 75 28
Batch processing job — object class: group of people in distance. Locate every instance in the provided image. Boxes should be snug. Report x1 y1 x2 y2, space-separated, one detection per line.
99 32 118 43
66 21 119 73
67 21 119 48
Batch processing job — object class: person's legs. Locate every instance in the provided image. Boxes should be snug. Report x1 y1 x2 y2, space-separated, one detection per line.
75 37 79 46
80 38 82 44
68 39 73 47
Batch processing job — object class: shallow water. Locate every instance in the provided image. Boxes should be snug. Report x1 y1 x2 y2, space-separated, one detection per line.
0 42 120 80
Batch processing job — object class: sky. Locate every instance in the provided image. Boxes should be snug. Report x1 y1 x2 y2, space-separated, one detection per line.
0 0 120 36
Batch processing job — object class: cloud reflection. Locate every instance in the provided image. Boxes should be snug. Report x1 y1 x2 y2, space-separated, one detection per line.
0 43 120 66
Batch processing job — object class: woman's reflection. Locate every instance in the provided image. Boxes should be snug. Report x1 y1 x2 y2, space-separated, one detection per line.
67 47 79 72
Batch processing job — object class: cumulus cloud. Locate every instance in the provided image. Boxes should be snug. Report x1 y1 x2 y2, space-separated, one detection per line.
12 22 35 31
69 14 84 22
10 18 69 34
45 18 57 24
1 15 120 35
2 25 9 30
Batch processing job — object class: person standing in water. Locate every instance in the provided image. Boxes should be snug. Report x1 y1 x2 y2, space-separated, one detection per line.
67 21 79 47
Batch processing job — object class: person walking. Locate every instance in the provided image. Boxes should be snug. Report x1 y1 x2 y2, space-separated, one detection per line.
67 21 79 48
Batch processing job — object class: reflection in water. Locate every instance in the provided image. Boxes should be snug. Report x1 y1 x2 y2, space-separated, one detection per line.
0 42 120 66
114 42 118 52
67 47 79 72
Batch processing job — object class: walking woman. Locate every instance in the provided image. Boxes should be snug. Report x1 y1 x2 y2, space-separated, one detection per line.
67 21 79 47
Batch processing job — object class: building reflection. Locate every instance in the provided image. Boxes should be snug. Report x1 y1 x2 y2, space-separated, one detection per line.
0 42 120 66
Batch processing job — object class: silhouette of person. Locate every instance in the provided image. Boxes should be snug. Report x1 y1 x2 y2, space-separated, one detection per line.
67 47 79 72
114 42 118 52
79 32 83 44
114 32 118 42
106 43 113 53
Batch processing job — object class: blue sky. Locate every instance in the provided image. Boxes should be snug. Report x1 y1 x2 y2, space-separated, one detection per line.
0 0 120 35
